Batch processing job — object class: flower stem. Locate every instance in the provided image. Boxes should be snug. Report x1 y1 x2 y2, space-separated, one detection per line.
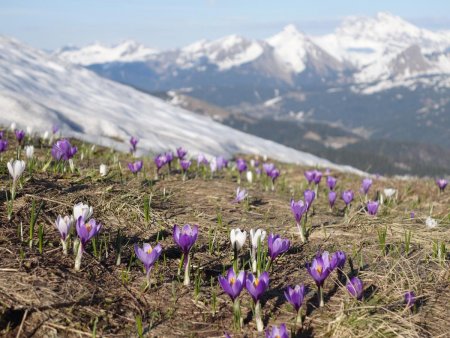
61 238 68 255
74 241 83 271
296 308 303 327
183 255 191 286
233 298 242 330
318 286 324 307
255 300 264 332
297 222 306 243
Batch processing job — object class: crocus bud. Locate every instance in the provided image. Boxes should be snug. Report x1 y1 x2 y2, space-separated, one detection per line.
99 164 108 177
7 160 26 181
25 145 34 159
230 228 247 251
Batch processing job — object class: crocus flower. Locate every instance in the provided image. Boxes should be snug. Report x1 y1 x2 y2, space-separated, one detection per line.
165 151 174 168
328 191 337 209
268 233 290 261
306 251 332 307
219 268 246 329
246 272 269 332
25 145 34 159
197 153 209 166
410 211 415 219
290 198 307 242
404 291 416 308
342 190 354 206
52 124 59 134
304 170 315 184
327 176 337 190
425 216 438 229
173 224 198 285
304 189 315 211
10 122 16 131
55 215 73 254
134 243 162 285
262 163 276 176
180 159 191 172
383 188 396 199
246 170 253 183
236 158 247 173
250 228 266 273
73 202 93 222
230 228 247 252
128 160 143 174
216 156 228 170
436 179 448 192
176 147 187 160
74 216 102 270
285 284 308 326
15 129 25 143
0 139 7 153
0 130 3 139
129 136 138 153
26 126 33 135
99 164 108 177
154 154 167 172
234 187 247 203
313 170 322 185
330 251 346 271
210 158 218 174
219 268 246 301
268 168 280 185
265 324 289 338
7 159 26 182
367 201 379 216
346 277 364 300
51 139 78 161
361 178 373 195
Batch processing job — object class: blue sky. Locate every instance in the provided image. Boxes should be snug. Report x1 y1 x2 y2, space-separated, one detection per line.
2 0 450 50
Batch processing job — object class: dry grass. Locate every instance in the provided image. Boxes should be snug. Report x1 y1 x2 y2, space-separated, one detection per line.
0 132 449 337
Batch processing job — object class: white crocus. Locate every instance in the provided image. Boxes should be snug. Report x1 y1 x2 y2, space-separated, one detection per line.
425 216 438 229
384 188 397 199
249 228 266 273
73 202 93 222
26 126 33 135
7 160 26 182
246 170 253 184
25 145 34 159
99 164 108 177
10 122 16 131
230 228 247 251
55 215 73 254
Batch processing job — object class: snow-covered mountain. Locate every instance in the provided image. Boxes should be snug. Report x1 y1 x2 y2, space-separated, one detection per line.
55 40 158 66
0 35 364 174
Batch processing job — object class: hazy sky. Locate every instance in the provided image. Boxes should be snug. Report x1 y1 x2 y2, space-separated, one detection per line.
2 0 450 50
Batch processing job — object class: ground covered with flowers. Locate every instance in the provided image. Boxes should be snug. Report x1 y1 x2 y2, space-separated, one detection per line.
0 129 449 337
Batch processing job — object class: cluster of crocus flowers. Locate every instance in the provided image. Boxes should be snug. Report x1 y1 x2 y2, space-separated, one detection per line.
285 284 308 327
290 198 307 242
128 160 143 174
134 242 162 287
219 268 246 329
305 169 322 195
176 147 187 160
263 163 280 190
246 272 269 332
51 139 78 161
436 178 447 193
173 224 198 285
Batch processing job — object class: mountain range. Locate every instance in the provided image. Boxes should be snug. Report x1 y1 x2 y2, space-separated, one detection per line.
0 35 365 175
54 12 450 176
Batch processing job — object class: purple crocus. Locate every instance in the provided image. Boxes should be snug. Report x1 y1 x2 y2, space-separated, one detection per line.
219 268 246 301
51 139 78 161
268 233 290 261
128 160 143 174
0 139 8 153
129 136 138 153
197 153 209 166
176 147 187 160
342 190 354 206
306 251 332 307
52 124 59 134
285 284 308 326
0 130 3 139
154 153 167 172
327 176 337 190
313 170 322 185
134 242 162 285
361 178 373 195
330 251 346 271
180 160 191 180
173 224 198 285
265 324 289 338
304 170 315 184
291 199 307 242
234 187 248 203
404 291 416 308
246 272 269 331
328 191 337 209
236 158 247 173
165 151 174 168
304 189 315 211
436 179 448 192
367 201 379 216
216 156 228 170
15 129 25 143
74 216 102 270
346 277 364 300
